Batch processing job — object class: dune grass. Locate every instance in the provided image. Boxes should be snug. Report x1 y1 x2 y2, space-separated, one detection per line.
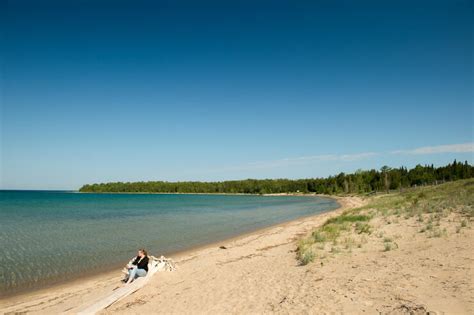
296 178 474 265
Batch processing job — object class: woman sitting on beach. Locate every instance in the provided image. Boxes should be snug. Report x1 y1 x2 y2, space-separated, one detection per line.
124 249 149 284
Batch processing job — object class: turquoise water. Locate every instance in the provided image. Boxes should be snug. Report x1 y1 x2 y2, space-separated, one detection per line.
0 190 339 296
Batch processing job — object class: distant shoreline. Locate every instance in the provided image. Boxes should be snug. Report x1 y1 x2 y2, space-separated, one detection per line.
77 161 473 196
76 191 323 196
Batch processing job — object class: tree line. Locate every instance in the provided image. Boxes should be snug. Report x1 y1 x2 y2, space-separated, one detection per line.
79 160 473 195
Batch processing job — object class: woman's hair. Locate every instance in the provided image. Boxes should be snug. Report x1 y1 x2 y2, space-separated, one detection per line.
139 248 148 256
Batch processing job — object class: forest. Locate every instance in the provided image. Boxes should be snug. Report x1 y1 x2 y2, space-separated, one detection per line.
79 160 473 195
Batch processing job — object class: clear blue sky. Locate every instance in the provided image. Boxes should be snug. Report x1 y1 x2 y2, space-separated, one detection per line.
1 0 473 190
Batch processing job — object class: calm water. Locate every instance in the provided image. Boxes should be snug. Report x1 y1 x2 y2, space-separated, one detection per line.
0 190 339 296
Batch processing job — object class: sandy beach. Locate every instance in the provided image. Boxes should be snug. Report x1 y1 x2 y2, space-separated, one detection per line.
1 194 472 314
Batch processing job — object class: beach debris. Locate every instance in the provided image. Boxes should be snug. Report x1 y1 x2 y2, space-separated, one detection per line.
388 302 428 315
149 255 177 272
219 245 227 249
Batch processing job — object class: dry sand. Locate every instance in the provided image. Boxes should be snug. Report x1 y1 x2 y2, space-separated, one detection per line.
1 196 472 314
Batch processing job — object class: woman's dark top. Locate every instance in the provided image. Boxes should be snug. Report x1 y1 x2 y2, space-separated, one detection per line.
132 256 149 272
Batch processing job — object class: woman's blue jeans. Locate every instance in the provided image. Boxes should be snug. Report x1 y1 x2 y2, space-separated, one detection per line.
128 267 147 280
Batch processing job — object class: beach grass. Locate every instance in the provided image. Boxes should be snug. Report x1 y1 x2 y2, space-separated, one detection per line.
296 178 474 265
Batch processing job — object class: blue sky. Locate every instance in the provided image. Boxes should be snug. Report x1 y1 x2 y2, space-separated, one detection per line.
1 0 473 190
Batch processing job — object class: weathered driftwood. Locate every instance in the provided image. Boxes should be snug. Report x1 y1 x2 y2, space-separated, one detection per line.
78 255 176 315
149 255 177 272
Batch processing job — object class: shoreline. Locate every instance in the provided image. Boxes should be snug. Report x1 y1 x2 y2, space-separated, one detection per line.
75 191 326 196
0 195 343 304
